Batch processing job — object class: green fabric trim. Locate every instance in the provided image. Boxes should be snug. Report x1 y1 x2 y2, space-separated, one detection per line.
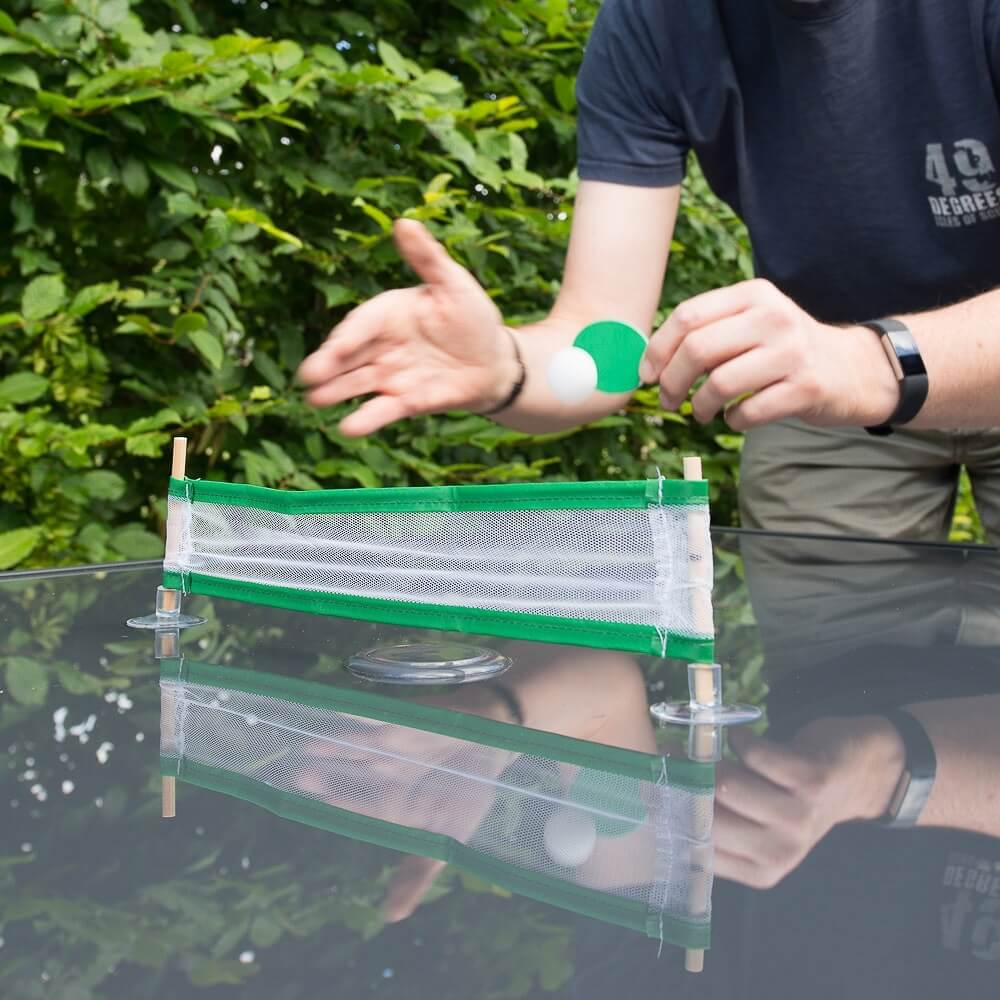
160 755 710 949
167 476 708 513
160 658 715 793
160 570 715 664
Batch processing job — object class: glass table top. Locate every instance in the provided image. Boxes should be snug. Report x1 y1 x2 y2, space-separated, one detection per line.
2 528 998 998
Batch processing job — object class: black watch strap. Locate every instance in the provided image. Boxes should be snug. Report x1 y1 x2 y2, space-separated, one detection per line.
877 709 936 828
862 318 929 437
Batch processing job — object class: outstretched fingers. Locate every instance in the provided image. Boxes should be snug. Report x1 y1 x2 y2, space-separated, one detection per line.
304 365 380 409
393 218 468 289
297 291 405 391
339 394 415 438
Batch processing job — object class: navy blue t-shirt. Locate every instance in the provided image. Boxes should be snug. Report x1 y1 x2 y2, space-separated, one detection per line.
576 0 1000 324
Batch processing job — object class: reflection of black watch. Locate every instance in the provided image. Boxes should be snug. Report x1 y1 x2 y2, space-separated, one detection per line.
862 318 929 437
877 710 936 828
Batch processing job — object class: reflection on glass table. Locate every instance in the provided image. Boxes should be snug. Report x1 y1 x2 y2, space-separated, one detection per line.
2 528 999 999
159 650 712 951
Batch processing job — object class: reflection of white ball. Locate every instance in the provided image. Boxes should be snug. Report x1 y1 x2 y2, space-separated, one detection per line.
543 808 597 867
547 347 599 404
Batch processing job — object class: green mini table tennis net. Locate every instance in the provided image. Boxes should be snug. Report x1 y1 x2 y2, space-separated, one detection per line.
162 477 714 662
160 658 714 949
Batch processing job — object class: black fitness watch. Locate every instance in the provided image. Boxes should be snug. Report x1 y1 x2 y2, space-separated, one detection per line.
862 318 929 437
877 709 936 828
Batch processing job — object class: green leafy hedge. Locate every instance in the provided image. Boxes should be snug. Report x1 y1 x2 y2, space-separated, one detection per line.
0 0 752 569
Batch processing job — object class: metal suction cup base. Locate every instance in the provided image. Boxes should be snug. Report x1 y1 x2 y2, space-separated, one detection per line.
348 642 510 685
127 613 206 631
649 701 762 726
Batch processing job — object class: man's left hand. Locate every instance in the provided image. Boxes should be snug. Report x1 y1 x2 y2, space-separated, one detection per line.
713 717 905 889
638 279 899 430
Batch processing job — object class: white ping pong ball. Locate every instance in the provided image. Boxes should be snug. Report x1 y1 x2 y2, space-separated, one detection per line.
547 346 598 404
543 807 597 867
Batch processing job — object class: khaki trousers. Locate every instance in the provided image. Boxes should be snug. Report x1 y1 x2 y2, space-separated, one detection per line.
739 419 1000 542
736 420 1000 672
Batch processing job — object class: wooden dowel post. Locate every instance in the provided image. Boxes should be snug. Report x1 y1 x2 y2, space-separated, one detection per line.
683 455 714 973
161 437 187 819
171 436 188 480
683 455 716 706
162 775 176 819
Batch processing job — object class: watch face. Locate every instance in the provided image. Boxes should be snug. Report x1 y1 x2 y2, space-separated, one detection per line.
885 329 928 378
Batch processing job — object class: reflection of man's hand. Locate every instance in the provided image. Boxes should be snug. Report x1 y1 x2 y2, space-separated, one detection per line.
713 717 905 889
293 687 518 923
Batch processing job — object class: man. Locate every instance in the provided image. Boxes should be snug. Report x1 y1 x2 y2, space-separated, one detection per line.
299 0 1000 540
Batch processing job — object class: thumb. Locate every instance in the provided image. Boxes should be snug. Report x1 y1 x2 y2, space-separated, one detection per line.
382 856 445 923
729 728 815 790
393 218 463 287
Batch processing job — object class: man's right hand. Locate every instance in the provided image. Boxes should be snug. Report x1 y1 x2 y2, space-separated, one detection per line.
296 218 519 436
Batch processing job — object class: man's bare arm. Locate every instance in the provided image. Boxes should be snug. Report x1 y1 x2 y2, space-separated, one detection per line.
498 181 680 432
297 181 680 437
900 288 1000 428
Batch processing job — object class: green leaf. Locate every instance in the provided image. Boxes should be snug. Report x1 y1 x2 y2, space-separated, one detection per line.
213 270 240 303
351 196 392 233
251 350 285 390
414 69 462 96
173 312 207 338
54 662 111 696
21 273 66 320
121 156 149 198
553 73 576 113
125 431 171 457
314 458 380 488
271 40 303 72
315 282 354 308
110 523 163 559
147 158 197 196
0 371 49 405
0 143 17 182
161 50 198 75
166 191 202 218
81 470 126 501
471 153 504 190
126 407 181 434
0 39 35 57
147 239 191 262
226 207 302 248
250 913 284 948
0 526 43 570
203 209 231 251
5 657 49 706
429 124 476 169
18 138 64 153
189 959 254 987
96 0 129 30
0 59 40 91
188 328 224 370
68 281 118 317
278 327 304 370
260 439 295 476
505 167 545 189
377 40 411 79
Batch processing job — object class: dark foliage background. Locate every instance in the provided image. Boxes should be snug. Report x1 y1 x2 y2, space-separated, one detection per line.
0 0 755 570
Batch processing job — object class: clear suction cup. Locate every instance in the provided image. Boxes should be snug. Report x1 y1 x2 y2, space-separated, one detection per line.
348 642 510 685
127 586 206 631
650 663 762 727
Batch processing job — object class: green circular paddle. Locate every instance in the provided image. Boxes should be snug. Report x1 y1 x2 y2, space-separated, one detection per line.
546 320 648 402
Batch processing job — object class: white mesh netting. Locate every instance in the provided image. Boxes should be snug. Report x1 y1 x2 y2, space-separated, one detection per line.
164 495 713 640
161 675 713 932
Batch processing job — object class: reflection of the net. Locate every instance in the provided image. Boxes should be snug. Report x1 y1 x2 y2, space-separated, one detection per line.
160 656 715 954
